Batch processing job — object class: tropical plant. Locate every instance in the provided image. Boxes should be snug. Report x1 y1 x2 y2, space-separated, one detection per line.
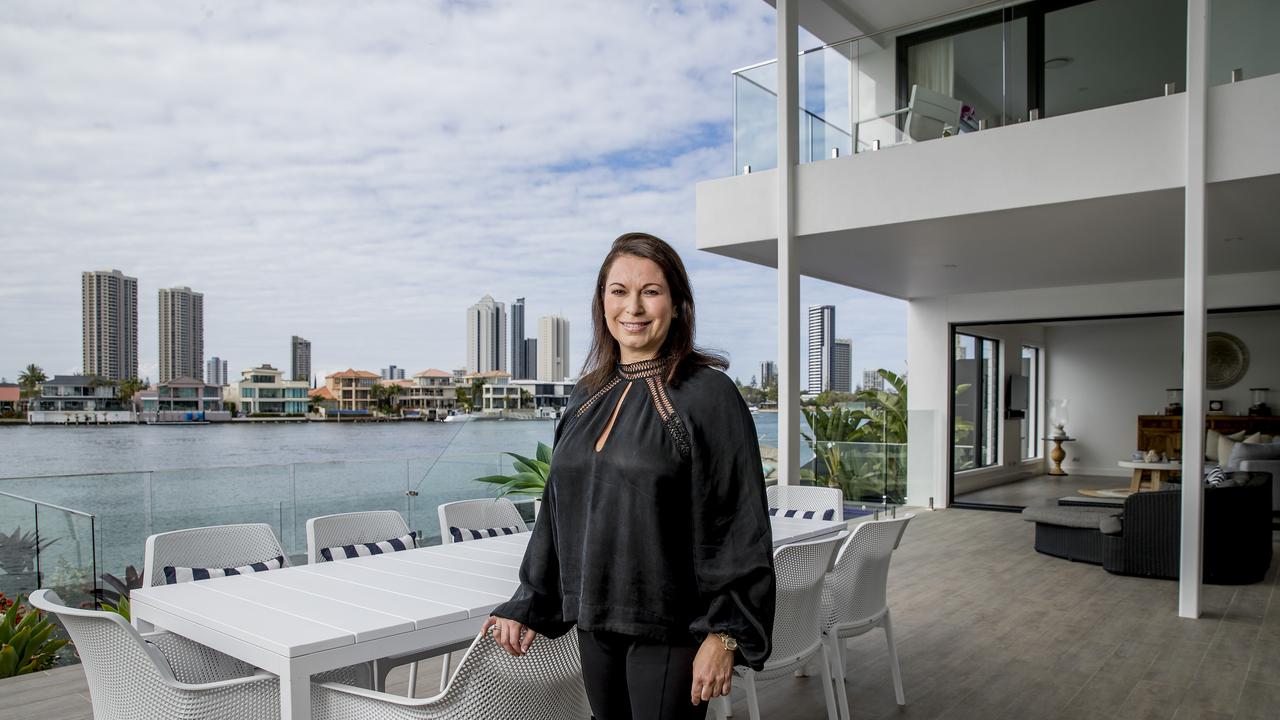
370 383 401 414
117 377 146 404
473 442 552 499
94 566 143 621
0 592 68 678
801 369 909 502
0 527 58 576
16 364 46 398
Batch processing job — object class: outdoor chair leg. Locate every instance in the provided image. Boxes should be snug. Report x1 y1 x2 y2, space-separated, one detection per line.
439 651 451 691
883 612 905 706
744 671 761 720
819 645 839 720
827 634 851 720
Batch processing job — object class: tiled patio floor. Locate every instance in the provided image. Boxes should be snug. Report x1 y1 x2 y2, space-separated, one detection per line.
6 507 1278 719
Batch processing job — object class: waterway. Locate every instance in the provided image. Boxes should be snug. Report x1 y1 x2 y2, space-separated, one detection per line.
0 415 793 593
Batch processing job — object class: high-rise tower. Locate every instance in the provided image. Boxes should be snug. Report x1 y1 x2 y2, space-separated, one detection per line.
82 269 138 381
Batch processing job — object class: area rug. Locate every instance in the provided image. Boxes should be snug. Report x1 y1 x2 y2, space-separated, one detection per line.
1077 487 1133 498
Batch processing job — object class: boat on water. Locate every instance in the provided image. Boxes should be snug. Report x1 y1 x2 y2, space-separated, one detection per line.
443 411 473 423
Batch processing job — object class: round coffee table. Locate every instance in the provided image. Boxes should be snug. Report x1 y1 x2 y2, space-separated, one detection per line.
1117 460 1181 492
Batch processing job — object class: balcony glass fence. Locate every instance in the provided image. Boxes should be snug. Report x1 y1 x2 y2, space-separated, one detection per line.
0 491 98 609
733 0 1195 176
1209 0 1280 85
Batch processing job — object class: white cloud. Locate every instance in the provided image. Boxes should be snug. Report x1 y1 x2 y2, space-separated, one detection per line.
0 0 904 385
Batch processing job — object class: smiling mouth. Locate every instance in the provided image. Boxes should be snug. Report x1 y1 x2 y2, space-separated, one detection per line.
620 320 651 332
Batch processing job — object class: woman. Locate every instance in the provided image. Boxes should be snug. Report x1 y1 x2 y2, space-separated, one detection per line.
483 232 775 720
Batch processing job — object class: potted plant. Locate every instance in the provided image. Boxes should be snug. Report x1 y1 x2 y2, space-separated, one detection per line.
473 442 552 517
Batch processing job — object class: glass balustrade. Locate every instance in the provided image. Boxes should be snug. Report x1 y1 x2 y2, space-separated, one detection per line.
732 0 1197 177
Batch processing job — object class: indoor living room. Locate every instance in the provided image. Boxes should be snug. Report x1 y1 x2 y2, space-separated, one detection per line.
951 307 1280 510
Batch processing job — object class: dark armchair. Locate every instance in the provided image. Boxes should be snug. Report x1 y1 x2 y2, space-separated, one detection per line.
1100 472 1272 584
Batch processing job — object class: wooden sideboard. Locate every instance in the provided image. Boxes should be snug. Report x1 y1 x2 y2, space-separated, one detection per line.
1138 415 1280 458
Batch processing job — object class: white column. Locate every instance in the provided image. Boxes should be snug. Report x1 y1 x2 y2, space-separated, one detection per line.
777 0 801 486
1179 0 1209 619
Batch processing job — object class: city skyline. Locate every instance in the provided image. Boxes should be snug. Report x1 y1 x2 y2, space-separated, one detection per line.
0 3 907 385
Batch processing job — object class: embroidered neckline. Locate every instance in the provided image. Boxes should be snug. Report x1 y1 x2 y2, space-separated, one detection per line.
616 356 671 380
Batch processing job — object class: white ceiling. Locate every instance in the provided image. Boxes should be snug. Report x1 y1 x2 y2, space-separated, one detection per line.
702 173 1280 300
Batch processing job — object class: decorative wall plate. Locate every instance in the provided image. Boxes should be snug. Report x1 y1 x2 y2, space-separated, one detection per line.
1206 332 1249 390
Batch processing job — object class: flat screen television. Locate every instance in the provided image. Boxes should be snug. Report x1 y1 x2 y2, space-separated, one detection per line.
1007 374 1030 413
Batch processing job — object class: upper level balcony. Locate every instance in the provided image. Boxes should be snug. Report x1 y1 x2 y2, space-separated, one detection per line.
698 0 1280 299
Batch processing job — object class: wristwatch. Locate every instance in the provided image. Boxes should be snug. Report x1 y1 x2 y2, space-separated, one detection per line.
715 632 738 652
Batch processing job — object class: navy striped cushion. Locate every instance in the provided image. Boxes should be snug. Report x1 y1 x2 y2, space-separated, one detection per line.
320 532 417 562
769 507 836 521
449 525 522 543
163 555 285 585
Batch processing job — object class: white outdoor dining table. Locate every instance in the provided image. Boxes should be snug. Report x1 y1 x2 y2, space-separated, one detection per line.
131 515 846 720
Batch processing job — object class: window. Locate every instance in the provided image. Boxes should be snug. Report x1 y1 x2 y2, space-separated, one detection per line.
953 333 1000 471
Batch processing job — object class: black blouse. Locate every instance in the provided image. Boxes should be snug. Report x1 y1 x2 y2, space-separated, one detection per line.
491 357 775 670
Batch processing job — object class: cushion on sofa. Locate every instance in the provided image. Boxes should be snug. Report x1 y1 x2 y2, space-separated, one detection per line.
1244 432 1274 445
1218 431 1248 467
1227 441 1280 472
1099 515 1124 535
1022 503 1120 529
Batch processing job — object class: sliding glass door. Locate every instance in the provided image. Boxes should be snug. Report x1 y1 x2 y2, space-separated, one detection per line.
954 333 1000 472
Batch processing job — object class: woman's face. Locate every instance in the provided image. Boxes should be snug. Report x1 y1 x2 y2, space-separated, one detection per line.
603 254 675 363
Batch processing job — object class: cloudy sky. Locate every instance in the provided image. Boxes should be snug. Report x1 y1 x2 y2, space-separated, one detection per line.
0 0 905 387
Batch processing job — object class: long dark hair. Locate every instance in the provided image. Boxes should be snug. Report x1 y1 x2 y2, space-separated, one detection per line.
578 232 729 395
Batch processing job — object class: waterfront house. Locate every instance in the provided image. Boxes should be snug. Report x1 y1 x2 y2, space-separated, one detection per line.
138 376 228 422
510 378 576 418
0 383 23 415
697 0 1280 619
324 368 379 414
397 368 458 420
28 375 135 423
308 386 337 415
233 364 310 416
472 370 522 414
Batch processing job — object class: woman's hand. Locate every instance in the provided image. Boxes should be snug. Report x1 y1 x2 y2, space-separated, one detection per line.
690 633 734 706
483 616 538 657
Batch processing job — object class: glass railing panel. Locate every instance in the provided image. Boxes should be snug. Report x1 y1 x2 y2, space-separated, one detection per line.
802 43 854 162
1 473 147 593
0 492 40 601
802 439 907 506
906 409 939 509
291 459 410 555
1042 0 1185 115
33 503 98 609
150 463 294 549
1209 0 1280 85
730 0 1200 176
408 453 514 546
734 63 778 175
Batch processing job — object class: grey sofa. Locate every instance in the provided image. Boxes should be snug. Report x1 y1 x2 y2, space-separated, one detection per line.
1021 502 1120 564
1100 472 1272 584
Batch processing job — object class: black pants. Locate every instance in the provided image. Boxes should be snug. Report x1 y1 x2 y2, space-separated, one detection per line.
577 629 710 720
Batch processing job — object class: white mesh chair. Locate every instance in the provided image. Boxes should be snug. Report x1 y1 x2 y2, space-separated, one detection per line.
30 589 362 720
312 626 592 720
306 510 416 564
306 510 465 697
436 498 529 544
143 522 292 589
718 532 847 720
821 514 914 719
30 588 280 719
433 498 530 692
767 485 843 521
140 522 292 634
